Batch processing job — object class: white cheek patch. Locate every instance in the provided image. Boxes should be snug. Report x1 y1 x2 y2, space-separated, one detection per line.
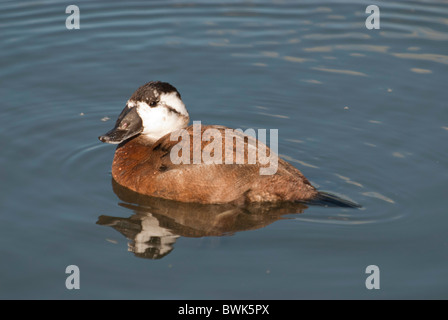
159 92 188 117
136 102 189 140
136 102 166 130
137 101 153 109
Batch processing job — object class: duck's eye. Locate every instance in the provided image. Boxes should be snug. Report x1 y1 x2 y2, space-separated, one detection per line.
149 101 158 107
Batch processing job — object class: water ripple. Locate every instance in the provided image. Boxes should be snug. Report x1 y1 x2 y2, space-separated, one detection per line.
2 0 447 229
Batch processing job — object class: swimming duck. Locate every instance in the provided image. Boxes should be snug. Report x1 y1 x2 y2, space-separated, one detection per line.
99 81 359 207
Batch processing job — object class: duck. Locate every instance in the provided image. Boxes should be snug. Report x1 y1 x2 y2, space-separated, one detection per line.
99 81 360 208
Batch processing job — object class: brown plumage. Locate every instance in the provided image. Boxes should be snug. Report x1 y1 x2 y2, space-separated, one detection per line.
111 125 318 205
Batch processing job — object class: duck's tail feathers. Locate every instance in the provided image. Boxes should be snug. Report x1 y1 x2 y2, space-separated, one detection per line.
307 191 361 208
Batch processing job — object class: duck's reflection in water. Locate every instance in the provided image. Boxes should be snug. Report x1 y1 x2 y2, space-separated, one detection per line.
97 179 308 259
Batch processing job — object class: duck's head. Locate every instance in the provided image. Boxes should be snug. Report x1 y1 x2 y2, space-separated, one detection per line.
99 81 190 144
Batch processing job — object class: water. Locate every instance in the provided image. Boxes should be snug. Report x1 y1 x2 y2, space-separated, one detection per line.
1 0 447 299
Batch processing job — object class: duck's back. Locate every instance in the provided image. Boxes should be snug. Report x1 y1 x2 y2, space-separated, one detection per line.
112 125 318 204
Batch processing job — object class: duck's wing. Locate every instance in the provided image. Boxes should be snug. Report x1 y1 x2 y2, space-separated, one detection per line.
150 125 263 166
135 125 262 203
135 125 315 204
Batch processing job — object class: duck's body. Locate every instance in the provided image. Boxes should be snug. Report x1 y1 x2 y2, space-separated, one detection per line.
100 81 359 207
111 125 318 204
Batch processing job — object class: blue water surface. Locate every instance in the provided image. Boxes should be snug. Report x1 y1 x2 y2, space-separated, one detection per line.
1 0 447 299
